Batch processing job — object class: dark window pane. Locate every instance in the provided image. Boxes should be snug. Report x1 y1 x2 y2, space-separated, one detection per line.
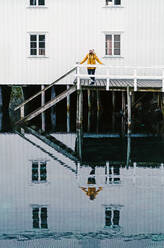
39 42 45 48
31 49 37 56
39 49 45 55
114 35 120 42
114 42 120 49
106 35 112 55
114 49 120 55
30 0 36 5
115 0 121 5
39 35 45 42
41 208 48 229
113 210 120 225
33 208 39 228
30 35 37 41
106 34 112 41
39 0 45 5
30 42 37 48
40 163 47 181
106 49 112 56
105 209 112 226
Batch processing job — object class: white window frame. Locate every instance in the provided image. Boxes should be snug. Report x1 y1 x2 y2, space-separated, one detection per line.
31 205 48 229
105 0 122 6
27 0 47 8
30 160 49 183
28 32 48 58
104 32 122 58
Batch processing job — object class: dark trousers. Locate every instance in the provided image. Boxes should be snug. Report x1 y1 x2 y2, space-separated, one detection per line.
88 69 95 82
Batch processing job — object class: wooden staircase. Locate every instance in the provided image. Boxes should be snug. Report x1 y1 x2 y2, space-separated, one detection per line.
14 67 77 125
16 85 76 125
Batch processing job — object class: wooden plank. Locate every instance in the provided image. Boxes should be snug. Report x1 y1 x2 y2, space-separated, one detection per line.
26 127 79 162
16 85 76 124
14 66 76 111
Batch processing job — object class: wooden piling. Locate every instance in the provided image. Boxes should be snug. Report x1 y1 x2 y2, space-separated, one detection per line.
0 86 2 111
112 91 116 129
76 128 83 160
127 86 131 132
96 90 100 132
76 89 83 130
121 91 126 135
126 133 131 167
87 89 91 132
51 86 56 130
67 85 70 132
41 85 45 132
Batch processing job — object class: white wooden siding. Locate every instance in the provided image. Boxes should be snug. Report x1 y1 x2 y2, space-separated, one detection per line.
0 0 164 85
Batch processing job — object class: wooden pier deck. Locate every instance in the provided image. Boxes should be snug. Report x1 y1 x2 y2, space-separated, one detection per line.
14 65 164 127
80 79 162 91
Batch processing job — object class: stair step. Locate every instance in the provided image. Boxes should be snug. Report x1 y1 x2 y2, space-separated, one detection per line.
16 85 76 125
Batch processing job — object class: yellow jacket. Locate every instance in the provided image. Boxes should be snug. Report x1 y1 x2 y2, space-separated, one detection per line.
80 53 103 69
81 187 103 200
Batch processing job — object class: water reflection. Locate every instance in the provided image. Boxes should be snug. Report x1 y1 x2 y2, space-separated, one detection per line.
31 160 48 183
32 206 48 229
105 163 120 184
1 129 164 245
81 166 103 200
104 206 121 228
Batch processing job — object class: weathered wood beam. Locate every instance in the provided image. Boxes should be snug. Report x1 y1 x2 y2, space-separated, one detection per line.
16 85 76 125
127 86 132 132
76 89 83 130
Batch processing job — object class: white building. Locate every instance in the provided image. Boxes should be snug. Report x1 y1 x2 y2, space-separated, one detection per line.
0 0 164 85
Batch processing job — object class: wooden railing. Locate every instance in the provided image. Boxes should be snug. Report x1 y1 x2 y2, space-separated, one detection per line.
75 64 164 91
14 66 77 119
14 64 164 123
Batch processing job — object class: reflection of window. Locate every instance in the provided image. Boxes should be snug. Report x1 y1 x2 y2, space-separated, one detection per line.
30 0 45 6
105 164 120 184
30 34 46 56
106 0 121 6
105 208 120 227
32 160 47 182
32 207 48 229
105 34 121 56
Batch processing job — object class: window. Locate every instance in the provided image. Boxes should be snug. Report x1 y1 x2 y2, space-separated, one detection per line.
106 0 121 5
32 207 48 229
30 0 45 6
30 34 46 56
105 34 121 56
32 161 47 181
105 207 120 227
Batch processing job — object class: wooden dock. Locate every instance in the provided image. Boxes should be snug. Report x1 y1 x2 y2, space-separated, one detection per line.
14 65 164 132
80 79 162 92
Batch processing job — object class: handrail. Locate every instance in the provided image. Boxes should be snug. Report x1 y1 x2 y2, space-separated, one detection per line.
77 64 164 69
14 66 76 111
76 64 164 91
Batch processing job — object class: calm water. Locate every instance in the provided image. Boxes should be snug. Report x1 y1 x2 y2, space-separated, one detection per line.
1 111 164 247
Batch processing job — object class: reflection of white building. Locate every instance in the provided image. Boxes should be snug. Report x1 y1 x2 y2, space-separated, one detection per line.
1 133 164 240
0 0 164 85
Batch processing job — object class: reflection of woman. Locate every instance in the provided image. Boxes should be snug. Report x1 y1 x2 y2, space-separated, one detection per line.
81 166 103 200
81 186 103 201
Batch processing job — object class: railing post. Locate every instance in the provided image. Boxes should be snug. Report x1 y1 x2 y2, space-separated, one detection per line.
134 69 137 91
76 65 80 90
106 68 110 91
162 69 164 92
20 106 24 119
